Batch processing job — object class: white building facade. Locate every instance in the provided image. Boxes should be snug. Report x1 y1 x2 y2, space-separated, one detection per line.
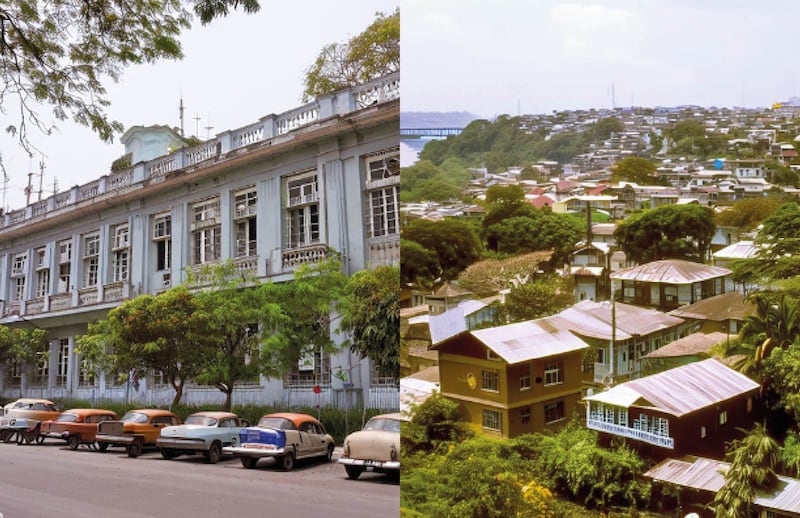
0 74 400 410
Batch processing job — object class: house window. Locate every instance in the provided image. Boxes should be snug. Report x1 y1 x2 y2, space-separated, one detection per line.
9 359 22 386
12 251 27 276
82 232 100 287
57 239 72 293
285 171 320 248
544 361 563 386
57 338 69 386
191 198 221 265
36 352 49 386
520 367 531 391
369 187 399 238
719 410 728 425
234 187 258 257
655 417 669 437
13 277 25 302
11 252 27 301
153 213 172 272
482 409 502 432
481 370 499 392
35 247 49 298
520 407 531 425
544 401 565 424
283 349 331 388
112 223 129 282
700 426 707 438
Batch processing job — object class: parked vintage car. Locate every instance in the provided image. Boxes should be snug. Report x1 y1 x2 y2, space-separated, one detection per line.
95 408 180 457
222 412 335 471
156 411 249 464
0 398 61 443
39 408 118 450
338 412 404 480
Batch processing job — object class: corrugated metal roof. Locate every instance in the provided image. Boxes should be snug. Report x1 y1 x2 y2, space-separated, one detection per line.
611 259 731 284
645 457 800 516
429 309 468 345
468 317 589 364
643 331 727 358
585 359 759 416
558 300 684 340
669 292 754 322
713 240 758 260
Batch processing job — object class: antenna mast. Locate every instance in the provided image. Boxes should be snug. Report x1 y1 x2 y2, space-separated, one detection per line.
179 98 185 137
37 159 45 201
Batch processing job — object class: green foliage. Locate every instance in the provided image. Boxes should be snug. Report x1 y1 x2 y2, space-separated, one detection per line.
400 159 471 202
715 197 784 231
457 252 554 295
0 326 49 374
782 431 800 476
763 343 800 424
613 204 715 263
400 238 440 286
302 9 399 100
484 210 583 265
401 392 473 454
193 0 260 25
496 276 573 323
610 156 665 185
402 219 482 280
749 202 800 281
339 265 400 379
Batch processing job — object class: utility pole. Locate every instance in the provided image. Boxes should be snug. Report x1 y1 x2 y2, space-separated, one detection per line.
37 160 45 201
179 98 185 137
25 171 33 206
193 114 202 138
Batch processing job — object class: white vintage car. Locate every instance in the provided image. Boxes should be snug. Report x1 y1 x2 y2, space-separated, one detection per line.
156 411 249 464
338 412 404 480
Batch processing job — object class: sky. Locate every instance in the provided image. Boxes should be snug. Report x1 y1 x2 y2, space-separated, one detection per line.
402 0 800 117
0 1 397 212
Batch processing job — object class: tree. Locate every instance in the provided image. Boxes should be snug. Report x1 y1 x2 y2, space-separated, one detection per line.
76 286 216 406
499 278 573 323
302 9 399 100
485 211 583 265
0 0 259 154
457 252 554 295
401 392 473 454
610 156 665 185
712 423 780 518
613 204 715 264
763 342 800 425
715 197 784 231
402 219 482 280
747 202 800 281
339 265 400 380
189 263 283 411
400 239 440 286
0 325 49 383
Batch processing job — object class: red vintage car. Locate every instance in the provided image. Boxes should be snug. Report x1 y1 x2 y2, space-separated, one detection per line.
40 408 119 450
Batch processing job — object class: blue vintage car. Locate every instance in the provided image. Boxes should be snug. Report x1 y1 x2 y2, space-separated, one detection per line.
222 412 334 471
157 411 248 464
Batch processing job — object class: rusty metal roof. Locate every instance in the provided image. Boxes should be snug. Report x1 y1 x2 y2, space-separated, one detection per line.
585 359 759 416
645 456 800 516
558 300 684 341
668 291 754 322
611 259 731 284
643 331 728 358
466 317 589 364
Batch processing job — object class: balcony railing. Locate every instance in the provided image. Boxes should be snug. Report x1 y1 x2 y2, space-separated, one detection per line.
0 72 399 231
281 244 329 272
587 418 674 449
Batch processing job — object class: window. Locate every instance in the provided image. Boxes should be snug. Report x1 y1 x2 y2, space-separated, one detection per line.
57 339 69 386
482 409 502 432
367 148 400 183
35 247 49 298
11 252 27 301
13 277 25 302
520 407 531 425
544 361 563 386
481 370 499 392
36 352 49 386
365 148 399 239
191 198 221 265
520 367 531 391
283 347 331 388
112 223 129 282
544 401 565 424
655 417 669 437
719 410 728 425
153 213 172 271
285 171 320 248
58 239 72 293
12 252 27 276
9 359 22 386
234 187 258 257
82 232 100 287
700 426 707 438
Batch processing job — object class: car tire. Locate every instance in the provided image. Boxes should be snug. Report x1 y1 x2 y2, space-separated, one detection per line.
67 434 80 451
326 444 335 462
35 434 45 444
278 451 295 471
206 442 221 464
97 442 109 452
127 443 141 458
160 448 179 460
345 465 364 480
240 456 258 469
0 429 11 443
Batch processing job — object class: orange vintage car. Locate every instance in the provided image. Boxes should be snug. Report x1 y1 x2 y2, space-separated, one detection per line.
40 408 118 450
0 398 62 444
95 408 180 457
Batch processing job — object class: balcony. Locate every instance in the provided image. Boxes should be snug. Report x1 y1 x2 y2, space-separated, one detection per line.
368 236 399 267
586 418 674 449
280 244 328 272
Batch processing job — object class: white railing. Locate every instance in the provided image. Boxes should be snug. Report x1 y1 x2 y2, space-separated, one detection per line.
184 141 218 166
233 255 258 275
8 209 25 224
288 192 319 207
354 74 400 108
108 169 133 190
79 181 100 201
146 155 177 178
49 293 73 311
31 201 47 217
232 122 263 148
368 236 400 266
78 287 99 306
103 281 125 301
587 418 674 449
26 298 45 315
3 300 20 316
54 192 71 209
281 244 328 271
277 102 320 136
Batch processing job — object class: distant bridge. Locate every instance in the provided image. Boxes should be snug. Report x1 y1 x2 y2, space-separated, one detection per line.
400 127 463 137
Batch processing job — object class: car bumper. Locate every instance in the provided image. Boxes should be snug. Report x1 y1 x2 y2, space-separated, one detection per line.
222 445 286 458
338 458 400 470
96 434 140 445
42 431 70 439
156 438 206 451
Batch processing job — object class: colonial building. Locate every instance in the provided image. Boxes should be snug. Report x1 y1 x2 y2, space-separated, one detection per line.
584 359 759 458
0 74 400 409
431 317 588 438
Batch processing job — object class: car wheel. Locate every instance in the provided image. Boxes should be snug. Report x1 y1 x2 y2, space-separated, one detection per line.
326 444 335 462
97 442 109 452
67 434 80 451
35 434 45 444
345 465 364 480
127 443 141 458
240 456 258 469
206 442 221 464
20 429 37 444
160 448 179 460
278 451 295 471
0 429 11 442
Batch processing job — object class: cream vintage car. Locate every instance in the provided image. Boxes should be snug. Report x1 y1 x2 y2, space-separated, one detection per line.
0 398 61 444
338 412 404 480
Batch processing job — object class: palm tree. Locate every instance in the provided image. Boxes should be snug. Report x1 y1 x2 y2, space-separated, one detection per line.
738 293 800 370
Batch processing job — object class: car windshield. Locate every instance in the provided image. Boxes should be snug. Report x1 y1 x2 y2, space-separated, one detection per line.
120 412 148 424
364 418 401 433
257 417 295 430
185 415 217 426
55 413 79 423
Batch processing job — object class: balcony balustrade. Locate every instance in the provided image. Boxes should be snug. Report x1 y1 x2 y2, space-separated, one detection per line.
586 418 674 449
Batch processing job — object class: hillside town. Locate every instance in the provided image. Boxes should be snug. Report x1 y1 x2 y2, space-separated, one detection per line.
400 101 800 517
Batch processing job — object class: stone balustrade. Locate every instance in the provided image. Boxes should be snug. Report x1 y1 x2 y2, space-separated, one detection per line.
0 74 399 232
281 244 329 271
